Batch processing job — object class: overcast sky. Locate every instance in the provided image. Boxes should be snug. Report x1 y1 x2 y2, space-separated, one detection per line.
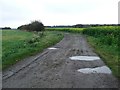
0 0 119 28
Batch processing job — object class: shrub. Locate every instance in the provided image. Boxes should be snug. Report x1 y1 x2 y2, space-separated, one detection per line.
18 20 44 32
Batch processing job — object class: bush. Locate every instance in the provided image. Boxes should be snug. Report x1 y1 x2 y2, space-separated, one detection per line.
18 20 44 32
30 21 44 31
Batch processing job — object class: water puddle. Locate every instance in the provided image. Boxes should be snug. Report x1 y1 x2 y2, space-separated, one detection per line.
69 56 100 61
48 47 58 50
77 66 112 74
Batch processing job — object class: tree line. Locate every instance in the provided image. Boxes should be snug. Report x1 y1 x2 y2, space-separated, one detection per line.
1 23 119 30
0 27 11 30
46 24 119 28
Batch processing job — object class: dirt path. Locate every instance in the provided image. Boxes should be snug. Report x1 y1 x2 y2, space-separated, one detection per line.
2 33 118 88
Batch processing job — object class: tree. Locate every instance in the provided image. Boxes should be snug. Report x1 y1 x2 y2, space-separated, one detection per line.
18 20 44 32
30 21 44 31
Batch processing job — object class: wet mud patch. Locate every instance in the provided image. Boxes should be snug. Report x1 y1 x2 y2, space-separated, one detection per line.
65 48 83 57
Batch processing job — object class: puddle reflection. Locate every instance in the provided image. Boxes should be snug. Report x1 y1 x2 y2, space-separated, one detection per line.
77 66 112 74
69 56 100 61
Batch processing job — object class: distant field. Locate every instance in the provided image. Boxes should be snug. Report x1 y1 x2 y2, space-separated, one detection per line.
46 28 84 33
2 30 63 69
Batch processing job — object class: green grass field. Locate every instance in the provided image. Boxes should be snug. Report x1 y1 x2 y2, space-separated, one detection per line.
2 30 63 69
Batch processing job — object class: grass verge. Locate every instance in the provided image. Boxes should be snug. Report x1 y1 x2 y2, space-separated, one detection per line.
86 36 119 78
2 30 64 69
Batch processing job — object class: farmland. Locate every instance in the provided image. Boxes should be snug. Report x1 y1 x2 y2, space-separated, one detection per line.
2 30 63 69
46 28 84 33
2 26 119 88
2 26 119 78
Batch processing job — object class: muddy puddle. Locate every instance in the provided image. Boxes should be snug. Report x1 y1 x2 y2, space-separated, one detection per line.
48 47 58 50
77 66 112 74
69 56 100 61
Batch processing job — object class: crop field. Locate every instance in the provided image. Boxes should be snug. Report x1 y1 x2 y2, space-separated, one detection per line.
46 28 84 33
83 26 120 78
2 30 63 69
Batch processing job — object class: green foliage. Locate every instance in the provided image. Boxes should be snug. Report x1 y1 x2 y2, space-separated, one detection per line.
83 26 120 78
83 26 119 45
2 30 63 69
29 21 44 31
18 20 44 32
